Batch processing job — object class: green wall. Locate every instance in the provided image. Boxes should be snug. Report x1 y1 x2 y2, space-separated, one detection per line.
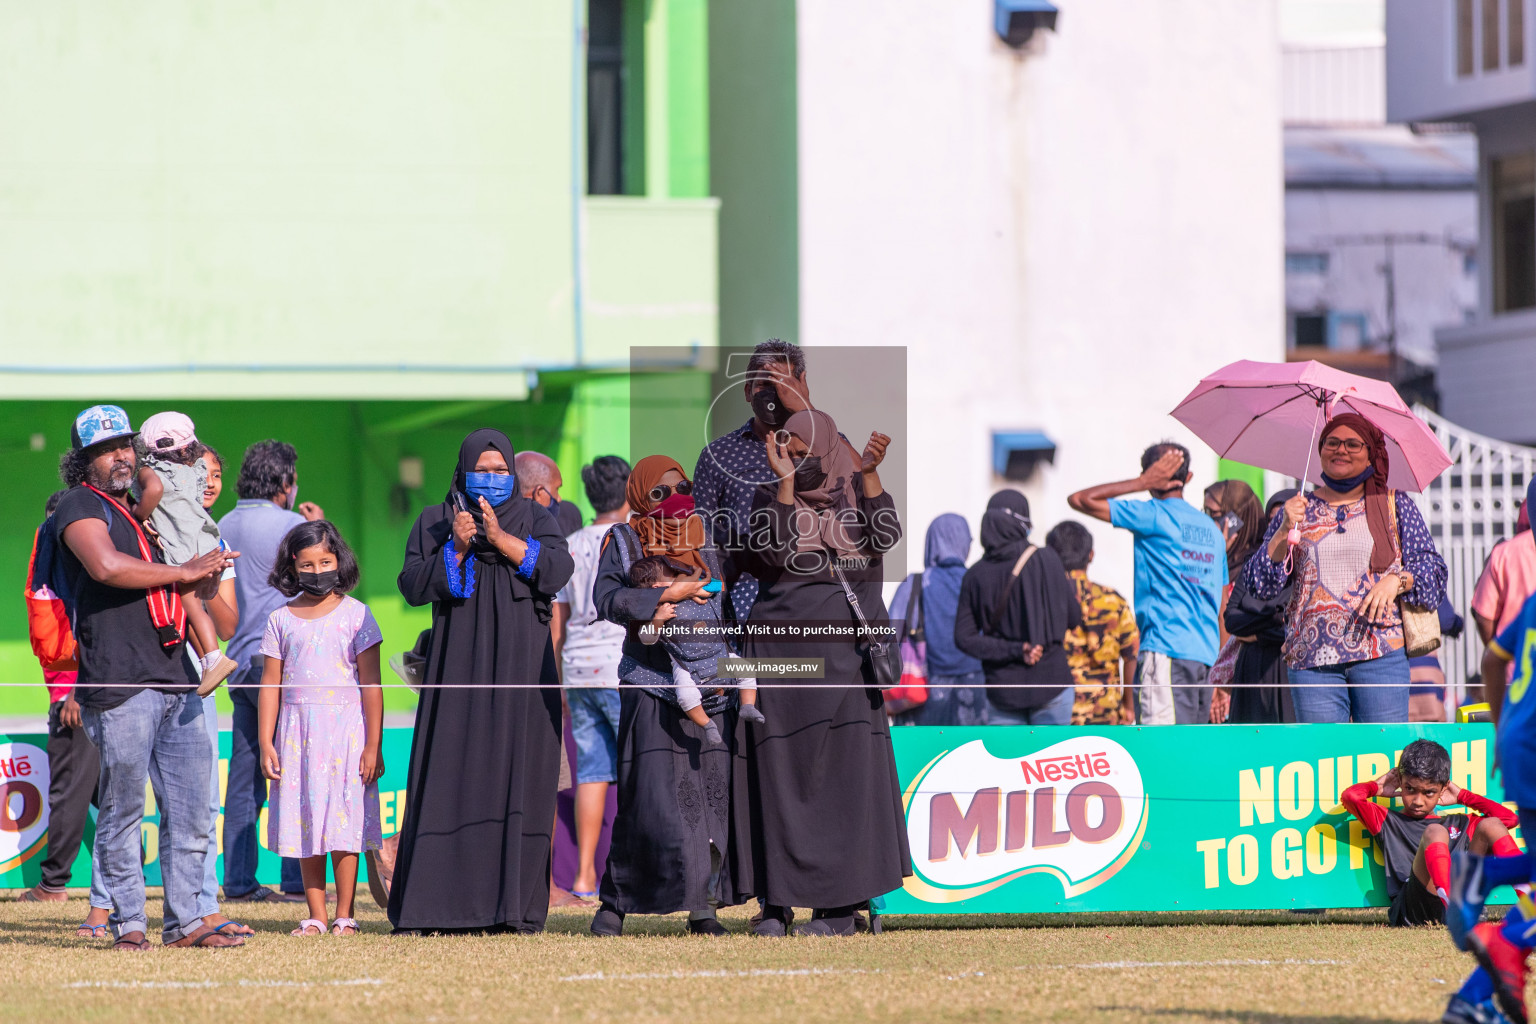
708 0 799 350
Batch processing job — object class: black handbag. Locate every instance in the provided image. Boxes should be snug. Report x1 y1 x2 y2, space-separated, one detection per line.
833 565 903 690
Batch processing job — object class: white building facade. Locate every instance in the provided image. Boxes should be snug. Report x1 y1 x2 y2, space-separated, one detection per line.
790 0 1285 594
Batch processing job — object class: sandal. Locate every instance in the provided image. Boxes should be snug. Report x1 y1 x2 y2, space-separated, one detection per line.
330 917 360 936
209 919 255 938
112 932 153 952
167 925 246 948
77 923 111 939
291 919 326 936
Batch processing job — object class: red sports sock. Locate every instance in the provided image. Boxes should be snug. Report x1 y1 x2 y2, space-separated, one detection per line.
1494 835 1523 860
1425 841 1452 901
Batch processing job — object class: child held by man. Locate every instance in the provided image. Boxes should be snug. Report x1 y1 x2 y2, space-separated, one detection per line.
131 411 240 696
631 555 763 746
258 520 384 937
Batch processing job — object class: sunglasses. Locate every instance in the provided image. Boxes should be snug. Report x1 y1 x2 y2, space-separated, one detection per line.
648 480 693 503
1320 438 1367 454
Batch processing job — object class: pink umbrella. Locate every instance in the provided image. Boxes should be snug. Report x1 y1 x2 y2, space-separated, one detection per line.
1170 360 1451 492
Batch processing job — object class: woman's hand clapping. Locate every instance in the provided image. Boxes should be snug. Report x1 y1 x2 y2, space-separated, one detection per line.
452 510 476 552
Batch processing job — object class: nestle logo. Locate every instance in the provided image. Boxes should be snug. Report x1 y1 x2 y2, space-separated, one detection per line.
1020 752 1112 785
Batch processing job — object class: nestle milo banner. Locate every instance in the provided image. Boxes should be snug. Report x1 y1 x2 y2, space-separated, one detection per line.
0 729 415 889
880 723 1511 914
3 723 1515 911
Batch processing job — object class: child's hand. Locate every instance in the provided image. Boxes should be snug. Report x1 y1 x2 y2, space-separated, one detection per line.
360 746 384 785
260 742 282 782
652 603 678 626
1437 782 1463 806
1375 769 1401 798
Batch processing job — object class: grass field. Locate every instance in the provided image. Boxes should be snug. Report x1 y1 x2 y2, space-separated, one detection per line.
0 893 1495 1024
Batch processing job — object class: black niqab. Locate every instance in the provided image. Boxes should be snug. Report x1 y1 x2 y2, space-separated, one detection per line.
980 490 1032 562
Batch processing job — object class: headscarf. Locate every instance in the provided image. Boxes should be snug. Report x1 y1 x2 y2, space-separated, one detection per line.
782 409 864 558
924 513 971 568
626 455 709 574
1319 413 1394 573
980 490 1032 563
448 428 522 564
1205 479 1265 577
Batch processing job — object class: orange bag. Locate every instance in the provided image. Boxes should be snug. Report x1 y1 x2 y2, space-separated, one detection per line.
26 525 77 671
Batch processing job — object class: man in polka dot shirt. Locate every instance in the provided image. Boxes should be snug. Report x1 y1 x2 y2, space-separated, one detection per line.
693 340 813 622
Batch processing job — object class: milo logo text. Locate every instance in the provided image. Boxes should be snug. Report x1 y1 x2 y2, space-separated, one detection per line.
903 737 1148 902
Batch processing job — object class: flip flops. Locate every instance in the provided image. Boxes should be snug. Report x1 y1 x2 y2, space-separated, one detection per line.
77 922 110 939
330 918 360 936
291 919 326 936
112 933 153 952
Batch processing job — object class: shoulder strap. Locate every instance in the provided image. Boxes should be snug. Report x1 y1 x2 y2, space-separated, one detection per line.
832 564 875 639
989 546 1035 635
908 571 924 640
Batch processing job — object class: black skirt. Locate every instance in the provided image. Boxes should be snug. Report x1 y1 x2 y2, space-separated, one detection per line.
600 688 742 915
732 574 912 909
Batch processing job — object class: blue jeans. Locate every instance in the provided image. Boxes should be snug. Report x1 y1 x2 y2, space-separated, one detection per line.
226 671 302 896
198 693 221 917
567 687 622 785
987 686 1074 726
894 670 989 726
81 689 211 942
1288 647 1410 723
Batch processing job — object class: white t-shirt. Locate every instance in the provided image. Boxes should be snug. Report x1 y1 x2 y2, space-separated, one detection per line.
556 523 627 688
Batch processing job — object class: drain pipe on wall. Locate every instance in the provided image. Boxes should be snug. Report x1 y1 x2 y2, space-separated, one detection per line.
570 0 586 367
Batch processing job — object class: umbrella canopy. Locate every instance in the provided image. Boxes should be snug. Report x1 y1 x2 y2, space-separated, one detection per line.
1170 360 1451 492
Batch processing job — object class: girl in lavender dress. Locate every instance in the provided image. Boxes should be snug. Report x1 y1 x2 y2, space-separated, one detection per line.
257 520 384 937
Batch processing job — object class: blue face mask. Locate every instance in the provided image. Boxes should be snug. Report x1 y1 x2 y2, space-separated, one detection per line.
464 472 515 507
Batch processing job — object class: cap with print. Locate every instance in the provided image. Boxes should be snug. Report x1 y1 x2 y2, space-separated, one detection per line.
70 405 138 451
139 411 199 453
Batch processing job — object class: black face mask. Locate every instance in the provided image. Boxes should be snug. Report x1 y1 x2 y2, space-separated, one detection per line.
750 386 790 428
792 455 826 491
297 570 340 597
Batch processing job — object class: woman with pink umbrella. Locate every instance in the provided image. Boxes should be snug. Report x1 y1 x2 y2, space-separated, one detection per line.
1244 413 1447 722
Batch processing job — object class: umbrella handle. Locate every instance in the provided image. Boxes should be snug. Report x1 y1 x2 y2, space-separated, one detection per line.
1283 525 1300 574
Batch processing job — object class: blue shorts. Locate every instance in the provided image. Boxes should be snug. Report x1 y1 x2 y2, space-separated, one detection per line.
567 687 621 785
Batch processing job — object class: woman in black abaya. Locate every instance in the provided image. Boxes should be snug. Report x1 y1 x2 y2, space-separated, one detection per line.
589 455 742 937
731 410 912 937
388 429 574 933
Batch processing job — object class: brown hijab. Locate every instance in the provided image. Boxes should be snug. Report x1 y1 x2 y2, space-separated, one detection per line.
626 455 709 574
783 410 865 559
1319 413 1395 573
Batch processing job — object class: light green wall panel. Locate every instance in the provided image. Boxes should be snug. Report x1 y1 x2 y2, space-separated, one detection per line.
582 196 719 365
0 2 579 392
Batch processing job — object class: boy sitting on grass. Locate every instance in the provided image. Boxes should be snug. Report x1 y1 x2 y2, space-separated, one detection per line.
1341 739 1520 929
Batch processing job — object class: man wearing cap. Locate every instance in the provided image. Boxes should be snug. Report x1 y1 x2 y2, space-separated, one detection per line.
52 405 244 950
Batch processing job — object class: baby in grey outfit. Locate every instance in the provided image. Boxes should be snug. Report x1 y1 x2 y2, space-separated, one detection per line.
631 556 764 746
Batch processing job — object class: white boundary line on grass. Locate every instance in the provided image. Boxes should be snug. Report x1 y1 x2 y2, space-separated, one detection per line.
561 968 885 982
1044 959 1346 969
63 978 387 990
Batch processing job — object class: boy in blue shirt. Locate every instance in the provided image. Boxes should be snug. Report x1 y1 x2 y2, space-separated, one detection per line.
1068 442 1225 725
1445 589 1536 1024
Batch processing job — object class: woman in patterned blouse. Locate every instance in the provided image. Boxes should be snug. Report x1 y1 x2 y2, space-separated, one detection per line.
1245 413 1447 723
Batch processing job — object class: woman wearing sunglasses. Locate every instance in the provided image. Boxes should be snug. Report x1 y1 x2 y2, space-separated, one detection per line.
1245 415 1447 723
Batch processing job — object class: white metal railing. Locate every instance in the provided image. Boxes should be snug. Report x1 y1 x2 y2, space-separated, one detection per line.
1413 404 1536 707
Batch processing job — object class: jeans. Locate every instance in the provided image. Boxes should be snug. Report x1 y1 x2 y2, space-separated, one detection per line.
987 686 1074 726
81 688 212 942
567 687 622 785
198 693 221 918
226 672 302 896
1288 647 1410 723
893 671 989 726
